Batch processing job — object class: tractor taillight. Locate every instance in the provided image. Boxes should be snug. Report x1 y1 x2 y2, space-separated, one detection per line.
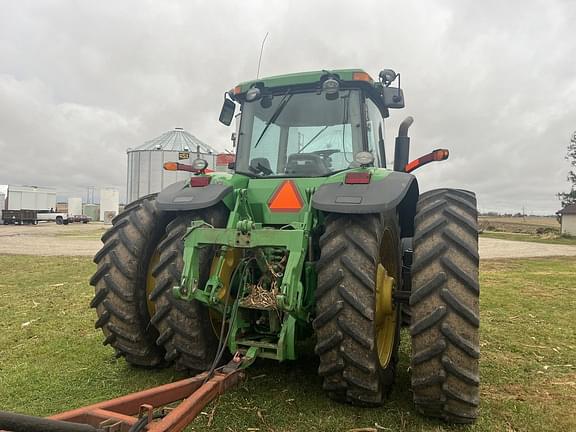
190 176 211 187
345 172 371 184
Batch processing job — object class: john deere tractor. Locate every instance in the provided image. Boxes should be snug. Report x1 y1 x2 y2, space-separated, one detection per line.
90 69 480 423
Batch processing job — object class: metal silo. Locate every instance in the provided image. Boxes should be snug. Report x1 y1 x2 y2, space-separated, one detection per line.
126 128 219 203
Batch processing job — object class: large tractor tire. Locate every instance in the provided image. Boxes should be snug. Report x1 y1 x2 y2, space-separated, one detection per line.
150 206 228 372
90 195 171 367
410 189 480 423
315 212 402 406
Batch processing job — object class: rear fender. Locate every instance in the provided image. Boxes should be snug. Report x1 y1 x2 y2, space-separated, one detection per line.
311 171 419 237
156 180 233 212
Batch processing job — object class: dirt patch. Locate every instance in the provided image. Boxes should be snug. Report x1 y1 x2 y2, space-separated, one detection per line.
0 223 104 256
480 237 576 259
2 223 576 259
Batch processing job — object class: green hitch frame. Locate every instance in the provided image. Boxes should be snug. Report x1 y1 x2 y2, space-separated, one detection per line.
173 187 316 361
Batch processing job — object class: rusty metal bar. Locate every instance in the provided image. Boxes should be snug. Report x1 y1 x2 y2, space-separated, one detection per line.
2 368 243 432
148 372 242 432
40 370 244 432
50 373 210 421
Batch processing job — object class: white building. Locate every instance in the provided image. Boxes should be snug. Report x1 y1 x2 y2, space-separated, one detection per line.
100 188 120 223
1 185 56 211
68 197 83 216
558 204 576 236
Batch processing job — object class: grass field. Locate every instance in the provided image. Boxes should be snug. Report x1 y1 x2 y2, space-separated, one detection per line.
480 231 576 246
478 216 560 235
1 256 575 431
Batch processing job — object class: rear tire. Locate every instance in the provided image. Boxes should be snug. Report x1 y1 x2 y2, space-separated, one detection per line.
150 206 228 371
410 189 480 423
315 213 401 406
89 195 171 366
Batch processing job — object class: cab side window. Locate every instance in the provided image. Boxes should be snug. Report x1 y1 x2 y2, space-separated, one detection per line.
365 98 386 168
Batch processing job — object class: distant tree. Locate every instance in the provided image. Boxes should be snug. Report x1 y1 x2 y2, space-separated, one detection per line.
557 132 576 207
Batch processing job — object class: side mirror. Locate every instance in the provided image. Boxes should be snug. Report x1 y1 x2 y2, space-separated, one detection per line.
382 87 405 109
219 98 236 126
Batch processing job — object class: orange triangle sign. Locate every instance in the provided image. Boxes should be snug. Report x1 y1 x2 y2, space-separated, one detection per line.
268 180 304 212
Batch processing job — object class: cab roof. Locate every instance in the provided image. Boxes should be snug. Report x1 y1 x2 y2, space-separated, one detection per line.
234 69 374 94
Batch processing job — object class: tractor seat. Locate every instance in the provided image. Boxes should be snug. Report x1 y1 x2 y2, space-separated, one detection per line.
285 153 330 176
250 157 273 175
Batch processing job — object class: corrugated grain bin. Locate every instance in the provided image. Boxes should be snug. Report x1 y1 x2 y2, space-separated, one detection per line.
100 189 119 223
126 128 219 203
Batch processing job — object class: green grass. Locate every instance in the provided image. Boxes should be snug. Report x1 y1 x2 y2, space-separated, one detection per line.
480 231 576 246
1 256 575 431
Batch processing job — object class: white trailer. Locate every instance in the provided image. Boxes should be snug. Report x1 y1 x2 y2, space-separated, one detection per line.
2 185 57 211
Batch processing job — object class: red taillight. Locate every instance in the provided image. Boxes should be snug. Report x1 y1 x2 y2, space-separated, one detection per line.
345 172 371 184
190 176 211 187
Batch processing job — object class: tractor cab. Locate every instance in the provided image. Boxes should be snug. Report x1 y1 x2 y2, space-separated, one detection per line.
220 69 405 177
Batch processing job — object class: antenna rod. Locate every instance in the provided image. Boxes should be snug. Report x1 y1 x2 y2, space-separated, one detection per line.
256 32 269 79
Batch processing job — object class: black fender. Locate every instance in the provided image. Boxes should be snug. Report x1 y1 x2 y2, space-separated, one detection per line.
312 171 419 237
156 180 233 212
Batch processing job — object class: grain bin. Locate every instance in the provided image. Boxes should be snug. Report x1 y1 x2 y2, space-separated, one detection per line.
99 188 119 223
68 197 83 216
126 128 219 203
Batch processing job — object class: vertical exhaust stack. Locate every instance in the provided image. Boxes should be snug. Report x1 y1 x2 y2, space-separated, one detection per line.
394 116 414 172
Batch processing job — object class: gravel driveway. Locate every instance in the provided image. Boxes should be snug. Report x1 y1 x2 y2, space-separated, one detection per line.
1 224 576 259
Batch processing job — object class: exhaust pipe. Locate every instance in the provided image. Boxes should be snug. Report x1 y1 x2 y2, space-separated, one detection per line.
394 116 414 172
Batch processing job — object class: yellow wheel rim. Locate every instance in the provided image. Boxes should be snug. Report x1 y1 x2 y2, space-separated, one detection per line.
208 248 241 337
375 264 397 367
375 224 400 368
145 249 159 317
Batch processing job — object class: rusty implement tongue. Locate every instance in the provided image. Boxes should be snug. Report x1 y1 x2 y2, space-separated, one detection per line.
0 359 246 432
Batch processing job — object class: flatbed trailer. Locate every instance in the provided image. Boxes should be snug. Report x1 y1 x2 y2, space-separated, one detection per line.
1 210 38 225
1 210 69 225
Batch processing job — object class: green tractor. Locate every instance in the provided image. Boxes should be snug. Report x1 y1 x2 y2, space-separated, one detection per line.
90 68 480 423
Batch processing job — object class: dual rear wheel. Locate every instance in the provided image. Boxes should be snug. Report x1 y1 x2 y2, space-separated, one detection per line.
314 189 479 422
90 195 225 370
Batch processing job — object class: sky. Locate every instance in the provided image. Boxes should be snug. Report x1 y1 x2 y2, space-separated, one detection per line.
0 0 575 214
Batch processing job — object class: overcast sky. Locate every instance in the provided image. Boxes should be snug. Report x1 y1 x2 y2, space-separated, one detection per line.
1 0 575 213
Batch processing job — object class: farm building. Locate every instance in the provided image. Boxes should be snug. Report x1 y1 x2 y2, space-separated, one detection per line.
557 204 576 235
1 185 56 211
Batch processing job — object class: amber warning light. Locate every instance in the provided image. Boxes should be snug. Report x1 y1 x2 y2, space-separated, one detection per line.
405 149 449 173
163 162 214 174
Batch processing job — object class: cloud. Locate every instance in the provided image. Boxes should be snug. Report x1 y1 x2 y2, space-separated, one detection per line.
0 0 575 212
